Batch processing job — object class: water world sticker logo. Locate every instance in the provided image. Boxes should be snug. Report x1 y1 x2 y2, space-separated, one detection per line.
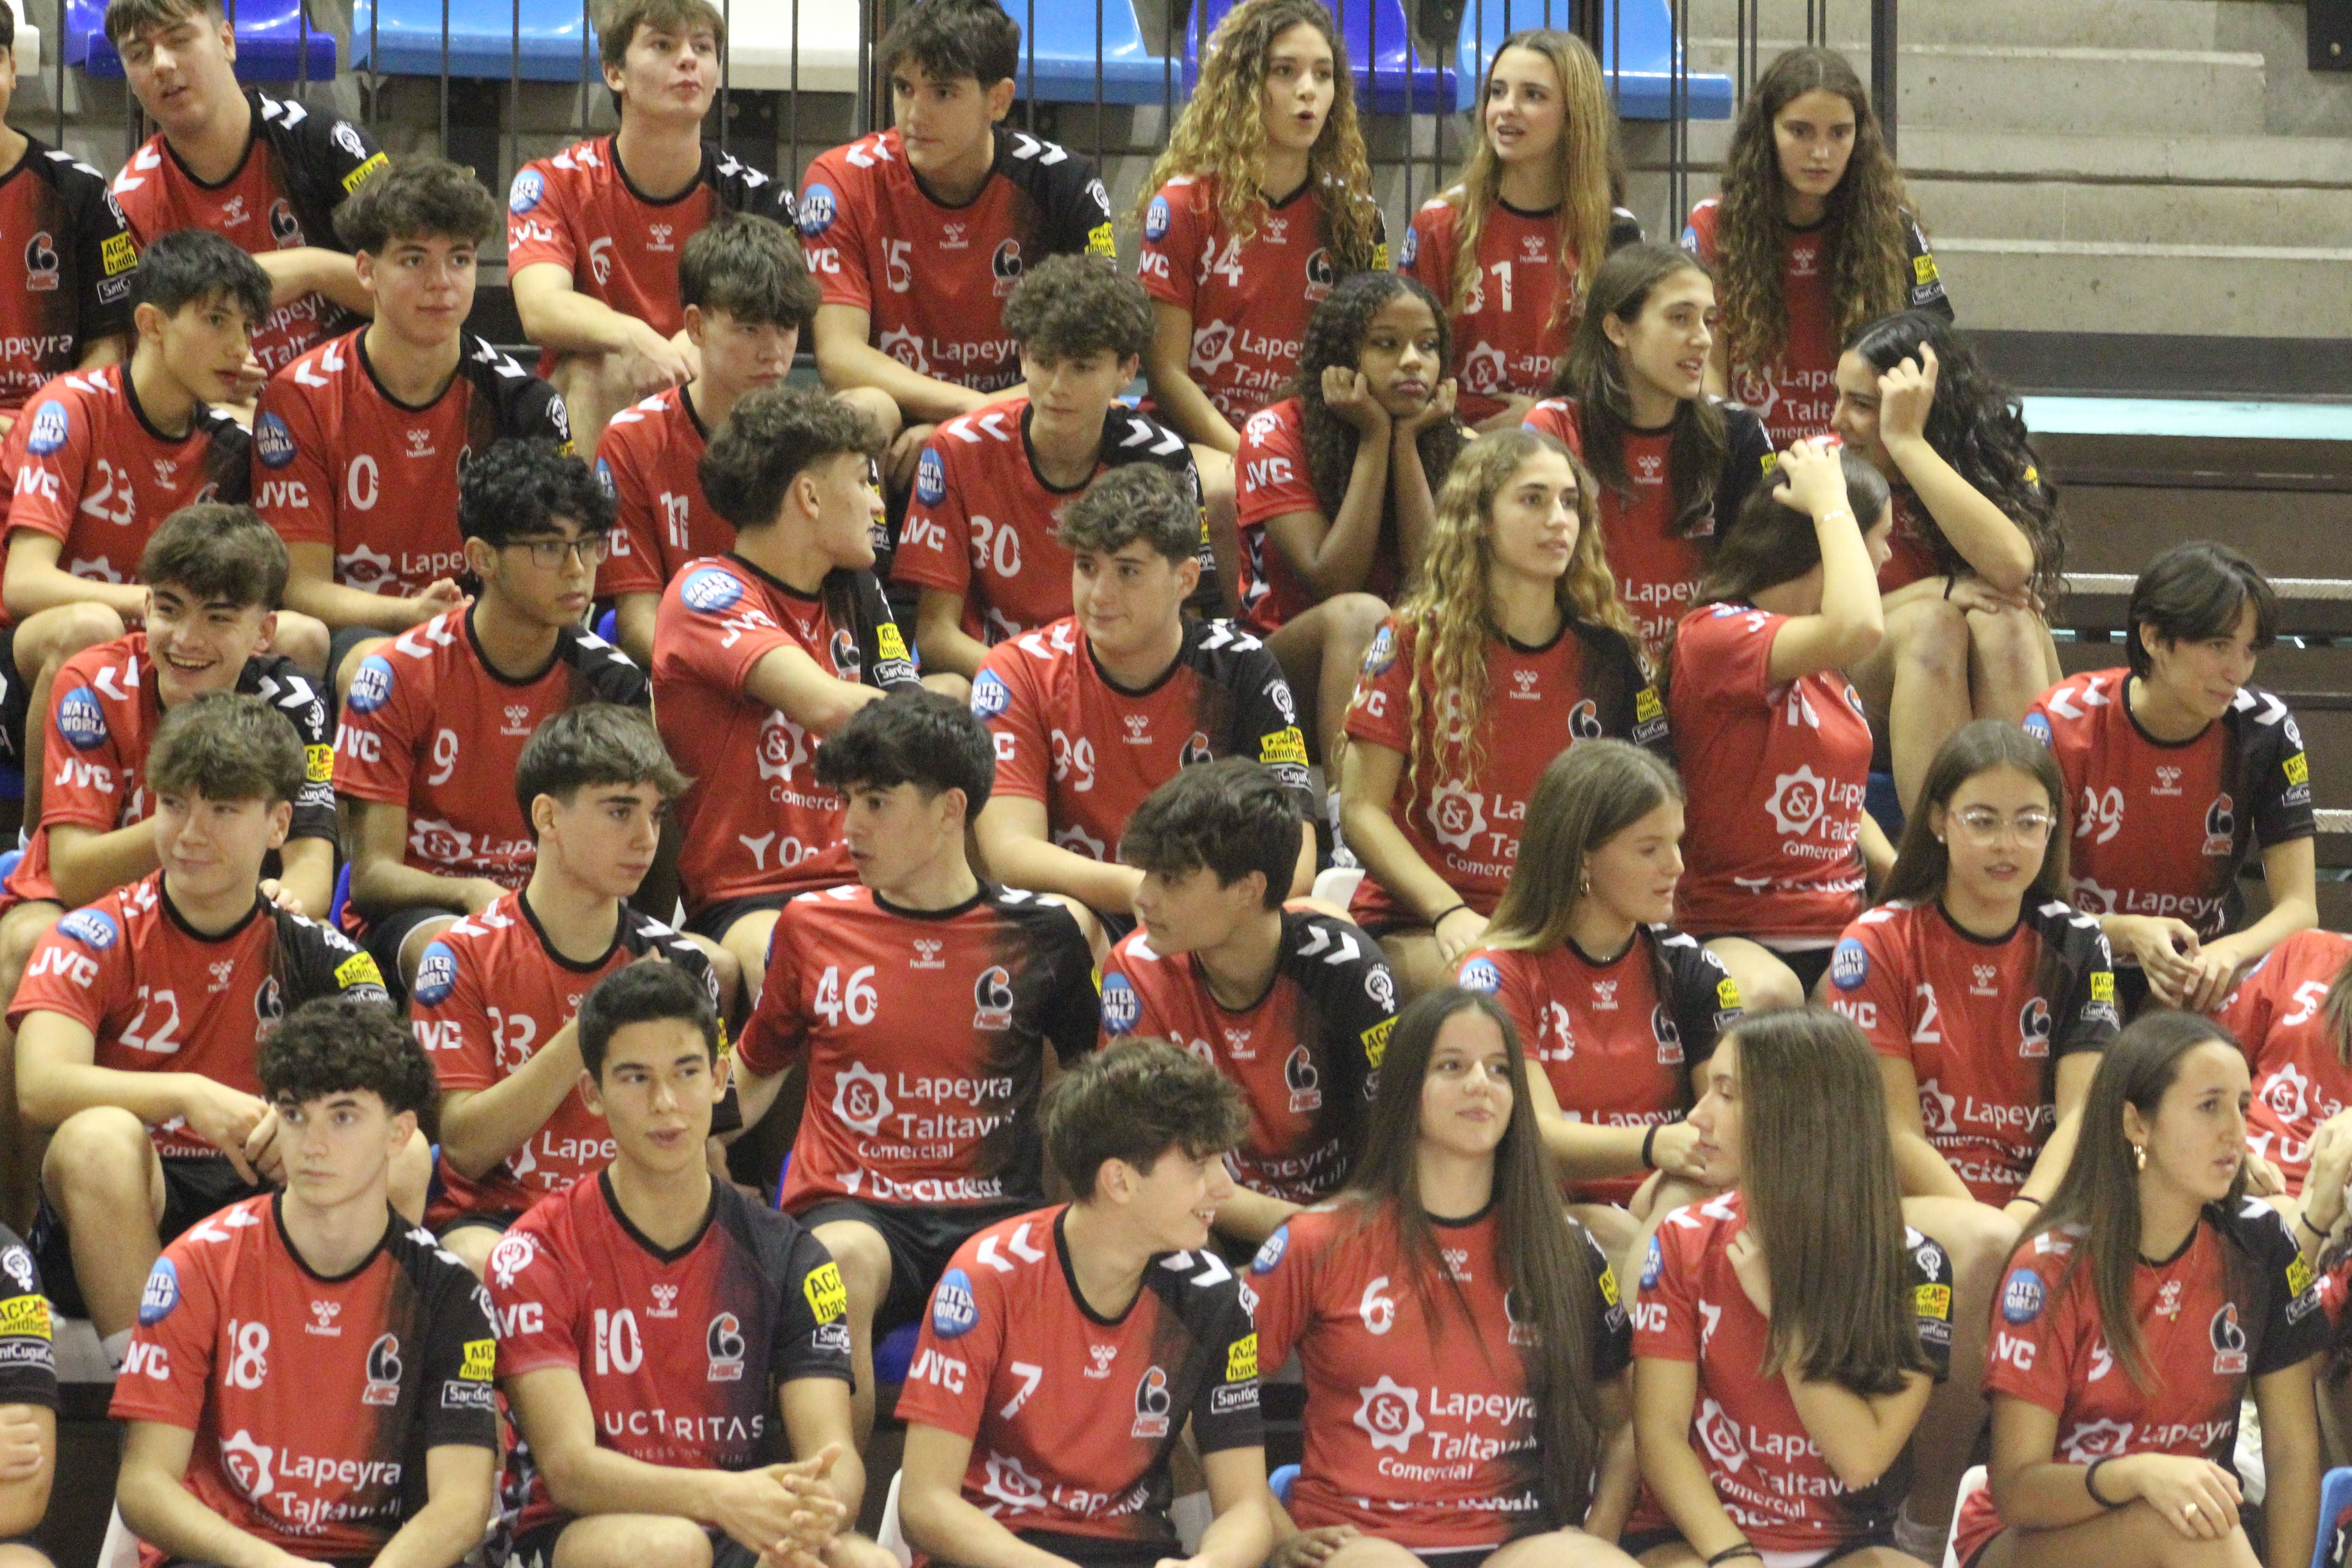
797 183 836 235
59 908 119 951
509 169 544 213
23 402 66 456
1100 972 1139 1034
1352 1374 1423 1453
412 945 457 1007
57 686 106 750
1765 765 1828 836
931 1268 978 1339
138 1258 178 1324
915 448 946 506
680 567 743 615
832 1062 892 1135
347 655 396 715
2001 1268 2043 1324
1143 195 1171 242
1458 957 1500 994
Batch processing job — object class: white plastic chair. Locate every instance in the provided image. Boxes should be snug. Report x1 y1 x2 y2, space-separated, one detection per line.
875 1469 913 1568
97 1504 139 1568
1308 866 1363 909
1944 1464 1987 1568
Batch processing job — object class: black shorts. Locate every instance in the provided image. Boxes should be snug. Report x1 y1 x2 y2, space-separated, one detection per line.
1776 946 1835 998
793 1196 1030 1333
684 892 793 945
2114 963 2155 1021
505 1520 757 1568
361 905 461 1002
1014 1529 1175 1568
1618 1527 1892 1566
326 624 381 690
438 1209 521 1240
32 1155 268 1318
0 624 28 768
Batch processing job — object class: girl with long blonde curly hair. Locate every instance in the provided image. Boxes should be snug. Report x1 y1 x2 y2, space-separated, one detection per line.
1402 29 1640 433
1338 427 1662 997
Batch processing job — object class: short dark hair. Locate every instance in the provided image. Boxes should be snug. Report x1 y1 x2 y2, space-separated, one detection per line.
148 691 306 808
460 440 614 547
698 386 878 533
2127 540 2279 679
260 998 436 1125
142 504 289 611
1004 255 1151 363
104 0 220 48
132 229 271 327
814 691 995 819
515 704 691 836
877 0 1020 88
682 214 820 332
0 5 17 53
333 156 500 255
1044 1038 1249 1199
1057 464 1200 565
598 0 726 77
1119 759 1299 910
578 961 721 1078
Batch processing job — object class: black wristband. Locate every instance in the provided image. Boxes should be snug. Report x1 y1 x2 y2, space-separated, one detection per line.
2300 1210 2330 1239
1432 903 1469 926
1944 575 1957 599
2013 1194 2042 1208
1642 1125 1660 1170
2084 1455 2122 1509
1706 1548 1762 1567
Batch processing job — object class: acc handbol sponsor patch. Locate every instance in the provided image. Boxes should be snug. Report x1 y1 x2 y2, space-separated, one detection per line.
335 952 386 992
1829 936 1869 990
1915 1283 1953 1322
931 1268 978 1338
680 567 744 615
459 1339 495 1381
804 1261 848 1324
341 152 389 194
305 743 334 784
101 233 137 276
0 1295 50 1340
1225 1333 1257 1381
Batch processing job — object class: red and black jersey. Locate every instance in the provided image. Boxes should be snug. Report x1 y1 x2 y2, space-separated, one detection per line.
738 882 1096 1210
651 556 921 917
1953 1201 2326 1567
0 364 249 600
110 1195 499 1565
893 396 1210 646
1231 397 1391 635
1829 898 2117 1204
254 331 570 603
0 138 137 411
1634 1191 1951 1553
487 1173 851 1536
1098 909 1398 1203
1135 174 1386 426
1250 1199 1632 1548
799 127 1115 395
1400 193 1643 426
1519 396 1774 656
2219 929 2352 1194
899 1207 1261 1544
1667 603 1873 941
2027 672 2314 945
3 635 332 907
506 137 792 380
1457 929 1741 1205
1343 614 1667 927
8 873 388 1158
594 385 725 605
411 890 717 1221
333 610 648 920
111 92 387 375
1681 200 1948 450
0 1227 57 1408
970 615 1312 868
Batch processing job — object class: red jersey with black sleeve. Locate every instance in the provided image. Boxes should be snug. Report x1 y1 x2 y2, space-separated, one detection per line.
651 557 921 918
0 138 137 411
1343 614 1668 928
594 385 725 604
253 331 571 603
0 1228 58 1408
109 1195 499 1565
110 92 387 376
3 636 332 908
485 1172 852 1537
1096 909 1398 1204
8 874 389 1158
799 127 1115 396
2027 672 2314 946
1249 1199 1632 1547
1634 1191 1952 1553
332 610 649 921
1952 1200 2326 1568
1681 200 1949 450
1519 396 1774 655
1135 174 1386 426
898 1207 1261 1545
2218 929 2352 1193
970 615 1312 868
1828 898 2118 1204
1456 928 1742 1205
0 364 250 598
892 396 1210 647
1666 603 1873 941
737 882 1097 1211
1400 194 1643 425
1231 397 1394 635
410 890 717 1222
505 137 792 380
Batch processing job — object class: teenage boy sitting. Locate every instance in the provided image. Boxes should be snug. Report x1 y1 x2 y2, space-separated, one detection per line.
897 1038 1269 1568
336 440 651 1000
732 691 1096 1445
111 999 496 1568
508 0 795 452
257 156 570 671
11 693 390 1363
970 462 1314 923
801 0 1115 489
490 960 896 1568
653 386 921 994
414 702 724 1278
598 213 818 667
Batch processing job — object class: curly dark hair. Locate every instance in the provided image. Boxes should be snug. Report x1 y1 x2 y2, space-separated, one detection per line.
1057 464 1202 565
150 691 307 808
260 998 437 1124
700 386 880 533
1043 1038 1250 1199
333 156 500 254
132 229 271 326
1002 254 1153 363
459 440 614 546
1846 311 2064 605
877 0 1020 87
814 689 996 820
1294 272 1465 519
514 703 691 833
143 504 287 610
1118 757 1302 911
681 213 820 331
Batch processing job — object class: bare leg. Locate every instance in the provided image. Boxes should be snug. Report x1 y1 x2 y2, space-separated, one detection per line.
809 1217 894 1453
1376 926 1452 1000
440 1223 500 1280
1701 937 1804 1014
719 908 784 1012
42 1107 166 1339
548 1513 718 1568
1966 603 2062 724
0 900 63 1230
271 611 332 681
14 600 127 829
1978 1498 2260 1568
1265 594 1391 768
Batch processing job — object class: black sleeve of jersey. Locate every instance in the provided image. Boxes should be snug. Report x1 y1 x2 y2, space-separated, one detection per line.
249 657 335 843
1656 929 1738 1069
2227 1200 2329 1376
1578 1222 1634 1381
2242 691 2318 851
1167 1255 1262 1456
744 1201 855 1387
997 128 1115 262
1578 622 1670 754
559 622 654 707
397 1234 501 1451
272 907 393 1006
197 408 254 505
53 151 136 346
832 570 923 692
0 1229 57 1409
1284 911 1399 1104
1900 211 1952 319
706 143 796 229
1209 628 1313 805
1714 403 1774 530
1906 1230 1954 1382
1606 208 1645 253
263 92 387 248
2035 905 2119 1057
1004 892 1099 1066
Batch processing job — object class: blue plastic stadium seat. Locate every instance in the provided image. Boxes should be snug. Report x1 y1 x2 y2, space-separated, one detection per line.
70 0 335 78
328 859 351 931
0 849 18 884
875 1323 918 1384
594 607 618 644
1270 1464 1298 1505
1454 0 1730 120
0 767 20 804
1015 0 1167 105
2313 1465 2352 1568
1186 0 1451 117
349 0 598 82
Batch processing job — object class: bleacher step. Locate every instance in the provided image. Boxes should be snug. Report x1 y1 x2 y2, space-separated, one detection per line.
1684 0 2226 53
1912 179 2352 250
1933 240 2352 335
